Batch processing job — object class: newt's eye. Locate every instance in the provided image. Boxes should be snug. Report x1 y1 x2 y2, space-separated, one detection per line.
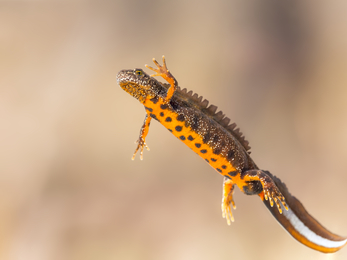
135 70 143 76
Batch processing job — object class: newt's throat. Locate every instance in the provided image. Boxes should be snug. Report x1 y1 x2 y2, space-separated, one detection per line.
120 83 147 102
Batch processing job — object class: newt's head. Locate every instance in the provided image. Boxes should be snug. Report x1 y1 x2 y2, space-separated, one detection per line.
117 68 165 104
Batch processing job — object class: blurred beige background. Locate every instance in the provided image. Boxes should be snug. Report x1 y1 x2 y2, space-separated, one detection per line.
1 1 347 259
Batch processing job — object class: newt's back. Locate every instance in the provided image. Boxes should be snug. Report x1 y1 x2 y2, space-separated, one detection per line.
148 83 257 175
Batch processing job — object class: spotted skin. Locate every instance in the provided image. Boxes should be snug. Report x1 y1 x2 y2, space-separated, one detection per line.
117 56 347 253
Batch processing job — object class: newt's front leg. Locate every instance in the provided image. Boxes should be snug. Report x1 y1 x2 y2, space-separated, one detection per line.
132 113 151 160
146 56 178 102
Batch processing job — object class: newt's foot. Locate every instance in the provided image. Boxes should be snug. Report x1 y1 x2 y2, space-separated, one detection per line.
221 196 236 225
145 56 171 78
242 170 288 214
132 139 150 160
145 56 178 101
262 180 288 213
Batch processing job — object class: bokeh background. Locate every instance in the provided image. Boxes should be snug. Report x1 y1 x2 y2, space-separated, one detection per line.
1 1 347 259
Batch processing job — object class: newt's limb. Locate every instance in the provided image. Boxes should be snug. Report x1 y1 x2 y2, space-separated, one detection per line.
145 56 178 102
132 113 151 160
221 177 236 225
241 169 288 214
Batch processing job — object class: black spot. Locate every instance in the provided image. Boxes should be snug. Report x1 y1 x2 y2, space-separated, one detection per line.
213 147 222 155
160 112 164 117
168 129 173 132
227 150 235 160
205 159 209 163
216 168 222 173
203 133 211 143
145 107 153 112
200 149 207 154
243 181 263 195
165 117 172 122
227 171 238 177
211 158 217 162
179 135 186 141
213 135 219 143
187 135 194 141
176 114 185 122
222 165 227 169
160 104 168 110
195 143 201 148
191 115 199 130
150 113 157 120
175 126 182 132
150 97 159 104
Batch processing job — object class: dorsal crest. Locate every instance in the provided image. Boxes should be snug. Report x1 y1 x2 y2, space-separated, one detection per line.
172 85 251 152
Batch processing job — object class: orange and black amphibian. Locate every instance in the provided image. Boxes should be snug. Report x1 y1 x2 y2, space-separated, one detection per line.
117 56 347 253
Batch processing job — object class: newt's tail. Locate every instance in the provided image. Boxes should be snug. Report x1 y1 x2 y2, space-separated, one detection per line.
260 171 347 253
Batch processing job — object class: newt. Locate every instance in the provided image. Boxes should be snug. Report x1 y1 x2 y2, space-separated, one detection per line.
117 56 347 253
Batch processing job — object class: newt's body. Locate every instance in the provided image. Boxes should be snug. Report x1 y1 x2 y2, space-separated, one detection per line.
117 56 347 253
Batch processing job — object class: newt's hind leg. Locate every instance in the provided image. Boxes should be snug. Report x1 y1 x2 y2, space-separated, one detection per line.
145 56 178 102
241 170 288 213
132 113 151 160
222 177 237 225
